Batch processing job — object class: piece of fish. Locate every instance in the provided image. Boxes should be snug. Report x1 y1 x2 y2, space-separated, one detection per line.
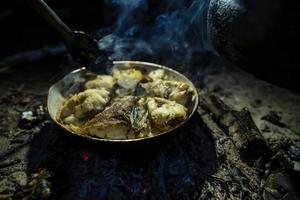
59 88 110 123
147 69 166 80
141 79 193 105
84 75 116 92
83 96 138 139
145 97 188 130
130 97 152 138
113 68 143 90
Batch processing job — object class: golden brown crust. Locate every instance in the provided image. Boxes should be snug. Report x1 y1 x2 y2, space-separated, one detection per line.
83 96 138 138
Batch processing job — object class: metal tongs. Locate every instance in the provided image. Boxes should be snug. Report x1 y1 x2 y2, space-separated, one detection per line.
28 0 112 72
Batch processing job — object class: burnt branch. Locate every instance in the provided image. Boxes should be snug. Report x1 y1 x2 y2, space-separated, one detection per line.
199 93 270 160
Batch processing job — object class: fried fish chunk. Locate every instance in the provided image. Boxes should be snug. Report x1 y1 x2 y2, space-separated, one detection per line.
113 68 143 90
83 96 138 139
84 75 116 92
59 89 110 124
141 79 193 105
148 69 166 80
129 98 152 138
146 97 187 130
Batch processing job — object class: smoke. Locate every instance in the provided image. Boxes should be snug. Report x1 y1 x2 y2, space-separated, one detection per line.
98 0 215 68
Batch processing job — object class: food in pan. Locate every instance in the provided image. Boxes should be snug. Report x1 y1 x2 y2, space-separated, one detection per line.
145 97 188 130
113 68 143 90
141 80 193 105
84 75 116 91
59 89 110 124
57 67 195 139
83 96 138 139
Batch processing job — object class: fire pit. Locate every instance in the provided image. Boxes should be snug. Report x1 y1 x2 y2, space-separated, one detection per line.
0 0 300 199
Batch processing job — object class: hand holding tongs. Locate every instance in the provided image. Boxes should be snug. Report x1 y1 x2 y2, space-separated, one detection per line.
28 0 112 72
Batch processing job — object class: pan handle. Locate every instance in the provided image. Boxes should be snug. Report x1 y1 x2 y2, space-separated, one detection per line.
27 0 75 44
27 0 113 72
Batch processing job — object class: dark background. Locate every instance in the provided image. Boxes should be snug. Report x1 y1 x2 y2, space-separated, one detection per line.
0 0 299 91
0 0 115 57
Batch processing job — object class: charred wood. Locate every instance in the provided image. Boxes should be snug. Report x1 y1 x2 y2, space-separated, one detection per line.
199 93 270 160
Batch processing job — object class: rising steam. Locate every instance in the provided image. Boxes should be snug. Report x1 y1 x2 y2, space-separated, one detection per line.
98 0 215 68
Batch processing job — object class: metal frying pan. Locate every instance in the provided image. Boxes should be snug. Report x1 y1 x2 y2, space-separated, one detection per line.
47 61 199 143
28 1 199 142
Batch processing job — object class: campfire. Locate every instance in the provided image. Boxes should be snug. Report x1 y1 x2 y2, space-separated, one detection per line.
0 0 300 199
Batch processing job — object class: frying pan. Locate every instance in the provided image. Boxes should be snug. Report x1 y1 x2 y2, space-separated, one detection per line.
28 1 200 143
47 61 199 143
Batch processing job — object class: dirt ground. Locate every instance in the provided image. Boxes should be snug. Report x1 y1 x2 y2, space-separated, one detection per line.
0 58 299 199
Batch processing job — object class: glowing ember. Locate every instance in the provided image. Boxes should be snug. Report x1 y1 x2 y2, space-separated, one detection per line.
142 187 148 194
82 151 90 161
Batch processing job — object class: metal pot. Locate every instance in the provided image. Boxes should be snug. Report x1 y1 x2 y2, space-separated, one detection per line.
207 0 299 91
